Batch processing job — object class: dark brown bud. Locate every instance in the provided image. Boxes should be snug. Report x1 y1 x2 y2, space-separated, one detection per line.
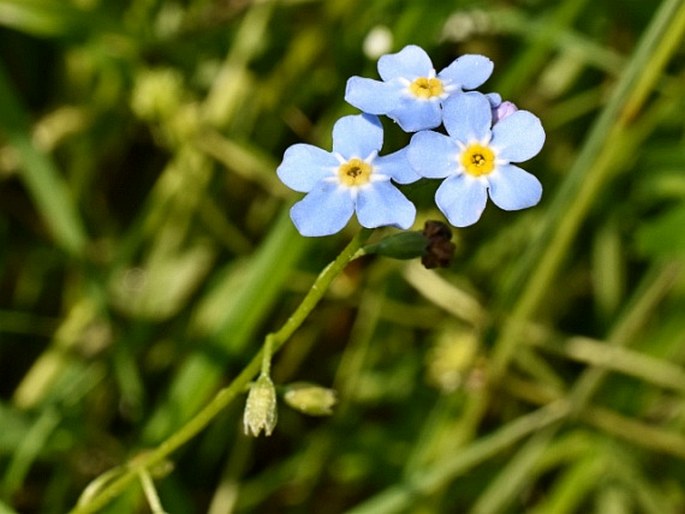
421 220 455 269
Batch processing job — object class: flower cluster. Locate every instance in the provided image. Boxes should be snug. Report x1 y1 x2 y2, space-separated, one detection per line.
277 45 545 237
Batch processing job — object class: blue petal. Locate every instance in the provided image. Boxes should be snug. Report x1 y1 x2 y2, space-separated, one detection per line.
356 181 416 229
439 54 493 90
345 77 402 115
485 92 502 107
373 147 420 184
487 164 542 211
277 144 338 193
389 98 443 132
435 174 488 227
491 110 545 163
332 114 383 158
442 92 492 143
378 45 433 81
290 183 355 237
407 130 459 179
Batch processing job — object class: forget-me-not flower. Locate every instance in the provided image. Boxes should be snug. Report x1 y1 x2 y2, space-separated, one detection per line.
277 114 419 237
345 45 493 133
407 91 545 227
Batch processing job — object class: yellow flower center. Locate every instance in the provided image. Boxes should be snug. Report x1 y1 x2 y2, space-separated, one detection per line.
409 77 444 99
338 158 372 186
461 144 496 177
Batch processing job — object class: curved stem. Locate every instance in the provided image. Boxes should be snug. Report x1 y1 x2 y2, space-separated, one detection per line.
261 334 275 376
69 229 372 514
138 469 167 514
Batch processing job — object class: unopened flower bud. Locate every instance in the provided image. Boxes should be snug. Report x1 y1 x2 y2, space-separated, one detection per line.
421 220 456 269
361 231 429 260
493 101 518 123
360 221 455 268
283 382 337 416
243 374 277 437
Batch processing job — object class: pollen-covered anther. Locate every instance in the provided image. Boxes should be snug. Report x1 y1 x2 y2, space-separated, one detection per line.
409 77 444 99
338 158 372 186
461 144 495 177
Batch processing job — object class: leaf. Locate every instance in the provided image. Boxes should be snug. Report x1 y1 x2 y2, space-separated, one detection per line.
637 203 685 257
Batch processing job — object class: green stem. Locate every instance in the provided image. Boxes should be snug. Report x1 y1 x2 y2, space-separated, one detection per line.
69 229 372 514
138 469 167 514
261 334 275 376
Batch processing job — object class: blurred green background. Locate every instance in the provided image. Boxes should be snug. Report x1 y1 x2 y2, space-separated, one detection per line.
1 0 685 512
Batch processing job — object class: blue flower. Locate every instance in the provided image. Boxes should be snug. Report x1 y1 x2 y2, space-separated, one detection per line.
407 92 545 227
345 45 493 133
277 114 419 237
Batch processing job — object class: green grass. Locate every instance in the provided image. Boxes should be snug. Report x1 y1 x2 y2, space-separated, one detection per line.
1 0 685 512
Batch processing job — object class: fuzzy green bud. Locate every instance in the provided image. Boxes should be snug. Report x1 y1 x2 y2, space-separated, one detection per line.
361 221 455 268
243 374 277 437
361 231 429 260
283 382 337 416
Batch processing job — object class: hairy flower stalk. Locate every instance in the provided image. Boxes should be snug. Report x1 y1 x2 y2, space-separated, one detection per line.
71 231 371 513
